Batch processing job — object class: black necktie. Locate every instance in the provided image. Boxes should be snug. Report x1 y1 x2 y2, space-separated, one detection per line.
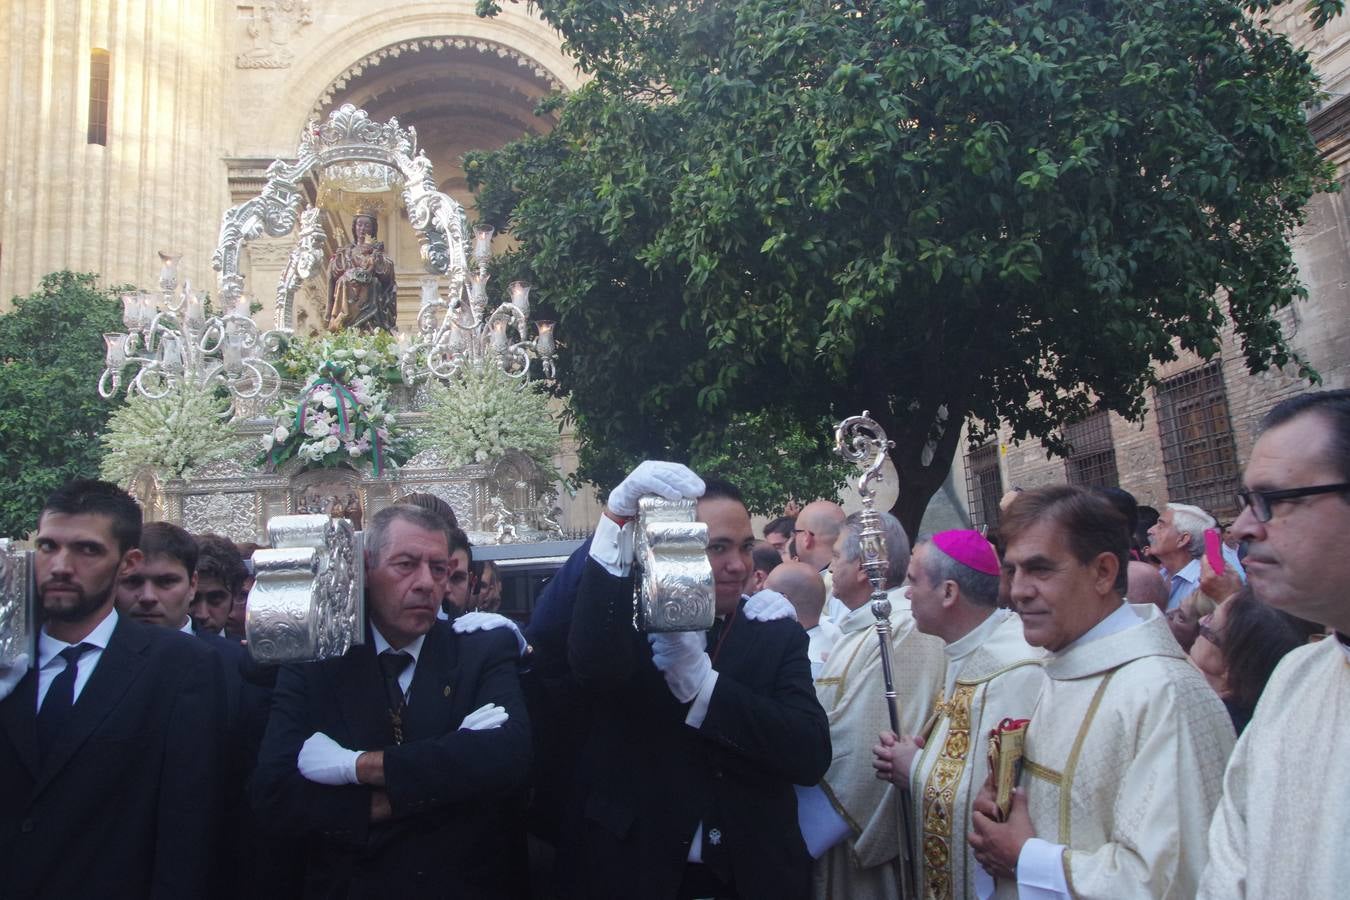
378 650 413 743
37 643 94 758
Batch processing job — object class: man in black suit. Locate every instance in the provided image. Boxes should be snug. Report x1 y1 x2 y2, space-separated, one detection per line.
563 463 831 900
0 478 225 899
251 503 532 899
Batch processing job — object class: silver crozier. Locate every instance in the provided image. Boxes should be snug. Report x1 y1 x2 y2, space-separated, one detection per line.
834 411 917 899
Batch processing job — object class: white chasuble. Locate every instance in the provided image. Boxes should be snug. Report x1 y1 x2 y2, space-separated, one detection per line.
1199 636 1350 899
993 604 1235 900
909 610 1045 900
811 593 947 900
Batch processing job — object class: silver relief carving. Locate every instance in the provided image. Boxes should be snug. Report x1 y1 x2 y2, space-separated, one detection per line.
183 492 260 542
237 0 313 69
0 541 34 667
246 514 365 663
634 496 714 633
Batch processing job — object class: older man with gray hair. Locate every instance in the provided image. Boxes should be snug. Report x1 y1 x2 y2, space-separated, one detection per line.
1148 502 1244 610
251 503 532 897
805 512 946 899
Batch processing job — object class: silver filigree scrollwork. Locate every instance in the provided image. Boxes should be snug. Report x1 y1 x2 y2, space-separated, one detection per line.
213 154 311 311
0 540 34 667
833 409 917 898
246 514 365 663
634 496 714 633
275 206 327 329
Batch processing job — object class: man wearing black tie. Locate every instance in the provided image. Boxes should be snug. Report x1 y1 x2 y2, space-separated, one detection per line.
251 503 531 898
0 479 225 899
563 463 831 899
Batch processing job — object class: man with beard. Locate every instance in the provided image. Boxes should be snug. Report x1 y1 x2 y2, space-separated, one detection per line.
0 479 225 899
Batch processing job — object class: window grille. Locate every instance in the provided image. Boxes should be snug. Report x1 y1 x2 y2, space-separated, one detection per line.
1155 362 1241 518
1063 410 1120 489
964 442 1004 532
88 49 110 146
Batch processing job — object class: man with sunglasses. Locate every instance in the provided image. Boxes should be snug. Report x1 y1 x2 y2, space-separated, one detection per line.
1200 390 1350 899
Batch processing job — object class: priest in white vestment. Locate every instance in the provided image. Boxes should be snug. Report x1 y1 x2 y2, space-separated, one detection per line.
1198 391 1350 898
969 486 1235 900
872 531 1045 900
807 512 946 900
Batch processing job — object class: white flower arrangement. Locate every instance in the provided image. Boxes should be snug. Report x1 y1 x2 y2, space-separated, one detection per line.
257 360 410 474
422 363 561 476
100 387 243 485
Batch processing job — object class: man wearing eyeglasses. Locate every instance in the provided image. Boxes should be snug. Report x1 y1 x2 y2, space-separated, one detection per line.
1200 390 1350 899
251 504 532 897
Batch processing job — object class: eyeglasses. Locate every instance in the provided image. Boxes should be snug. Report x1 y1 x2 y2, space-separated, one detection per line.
1235 483 1350 523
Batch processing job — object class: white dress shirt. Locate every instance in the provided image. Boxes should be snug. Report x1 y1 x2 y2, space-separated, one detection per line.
370 624 427 699
36 607 119 710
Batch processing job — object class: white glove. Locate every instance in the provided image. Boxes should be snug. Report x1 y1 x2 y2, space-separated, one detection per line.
0 654 28 702
744 589 798 623
453 611 528 657
649 631 713 703
297 732 361 786
606 461 705 517
459 702 509 731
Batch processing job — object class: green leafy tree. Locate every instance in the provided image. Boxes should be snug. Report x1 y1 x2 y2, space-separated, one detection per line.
473 0 1338 534
0 272 126 537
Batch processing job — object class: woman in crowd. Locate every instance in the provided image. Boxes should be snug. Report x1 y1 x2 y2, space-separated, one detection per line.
1189 585 1321 734
1166 591 1217 653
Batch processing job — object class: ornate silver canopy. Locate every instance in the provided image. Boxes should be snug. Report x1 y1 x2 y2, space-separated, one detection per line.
212 103 471 328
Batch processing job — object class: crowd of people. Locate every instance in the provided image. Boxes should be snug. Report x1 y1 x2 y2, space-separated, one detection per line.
0 388 1347 899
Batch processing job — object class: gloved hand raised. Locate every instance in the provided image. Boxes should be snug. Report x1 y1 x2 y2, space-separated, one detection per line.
649 631 714 703
453 611 528 657
606 461 705 518
744 589 798 623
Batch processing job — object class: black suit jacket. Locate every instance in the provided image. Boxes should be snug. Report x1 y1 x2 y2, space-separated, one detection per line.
0 615 226 900
251 620 531 899
563 560 831 900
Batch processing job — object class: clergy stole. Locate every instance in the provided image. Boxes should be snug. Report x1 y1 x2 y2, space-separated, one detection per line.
909 614 1044 900
994 606 1235 900
812 601 946 900
1199 636 1350 899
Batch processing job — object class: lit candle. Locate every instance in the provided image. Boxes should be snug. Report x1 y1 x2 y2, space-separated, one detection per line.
223 332 245 374
535 321 555 356
103 333 127 368
473 224 495 262
122 293 141 329
490 319 509 351
509 281 531 320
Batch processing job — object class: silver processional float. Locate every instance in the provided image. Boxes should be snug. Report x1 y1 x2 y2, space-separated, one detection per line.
834 410 918 900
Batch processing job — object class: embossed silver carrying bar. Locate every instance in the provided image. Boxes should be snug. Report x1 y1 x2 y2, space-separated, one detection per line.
246 514 365 663
0 540 35 668
635 495 714 633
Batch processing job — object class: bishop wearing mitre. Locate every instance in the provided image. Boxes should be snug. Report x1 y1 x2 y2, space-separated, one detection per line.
969 486 1235 899
805 512 946 899
872 530 1044 900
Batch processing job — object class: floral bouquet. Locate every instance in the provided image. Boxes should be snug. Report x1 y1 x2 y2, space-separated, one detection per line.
276 331 403 387
421 363 562 479
257 360 410 474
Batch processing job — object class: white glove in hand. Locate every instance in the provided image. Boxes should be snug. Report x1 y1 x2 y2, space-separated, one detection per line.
297 732 361 786
744 589 798 623
459 702 509 731
606 461 706 517
0 653 29 702
649 631 712 703
453 612 528 656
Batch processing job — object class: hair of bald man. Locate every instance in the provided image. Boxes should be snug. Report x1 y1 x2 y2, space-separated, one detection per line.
836 510 911 589
765 561 827 621
797 500 847 542
1126 560 1169 612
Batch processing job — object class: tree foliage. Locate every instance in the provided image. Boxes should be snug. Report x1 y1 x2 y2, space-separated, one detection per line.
472 0 1337 533
0 272 126 538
